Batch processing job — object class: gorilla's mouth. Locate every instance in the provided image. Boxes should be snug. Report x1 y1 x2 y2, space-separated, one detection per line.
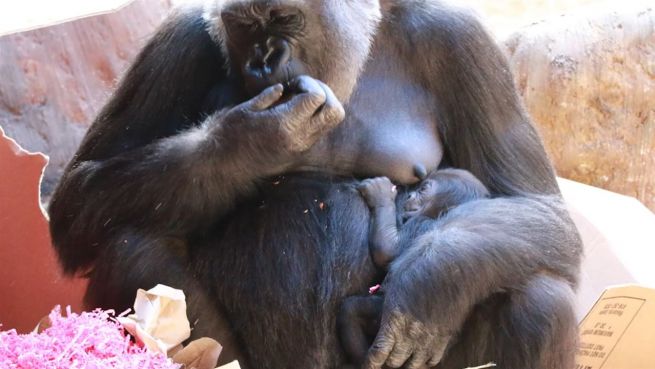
402 209 418 221
402 201 421 221
244 58 308 96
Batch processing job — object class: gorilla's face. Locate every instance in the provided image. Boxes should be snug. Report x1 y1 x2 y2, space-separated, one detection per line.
205 0 382 102
403 178 441 220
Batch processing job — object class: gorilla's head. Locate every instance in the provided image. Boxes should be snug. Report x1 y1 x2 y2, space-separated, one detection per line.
205 0 382 102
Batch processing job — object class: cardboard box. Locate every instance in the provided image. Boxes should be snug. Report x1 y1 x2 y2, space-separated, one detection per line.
576 285 655 369
559 179 655 319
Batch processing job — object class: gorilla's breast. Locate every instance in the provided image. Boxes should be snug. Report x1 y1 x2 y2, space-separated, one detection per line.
301 68 444 185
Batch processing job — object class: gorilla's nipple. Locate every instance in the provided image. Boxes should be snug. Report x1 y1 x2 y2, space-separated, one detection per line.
413 163 428 180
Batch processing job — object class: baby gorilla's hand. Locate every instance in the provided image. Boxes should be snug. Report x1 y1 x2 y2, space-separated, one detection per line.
358 177 397 208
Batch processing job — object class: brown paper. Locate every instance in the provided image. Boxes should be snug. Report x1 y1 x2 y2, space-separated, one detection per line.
217 361 241 369
118 284 191 354
576 285 655 369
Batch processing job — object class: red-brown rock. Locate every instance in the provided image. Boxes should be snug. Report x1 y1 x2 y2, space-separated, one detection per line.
0 0 171 198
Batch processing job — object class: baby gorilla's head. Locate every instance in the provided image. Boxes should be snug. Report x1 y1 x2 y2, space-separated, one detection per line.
402 168 490 220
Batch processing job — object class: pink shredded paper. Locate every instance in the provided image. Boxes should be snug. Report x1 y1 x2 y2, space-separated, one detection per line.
0 306 181 369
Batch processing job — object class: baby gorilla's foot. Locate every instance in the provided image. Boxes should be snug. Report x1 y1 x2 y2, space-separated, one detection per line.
357 177 397 208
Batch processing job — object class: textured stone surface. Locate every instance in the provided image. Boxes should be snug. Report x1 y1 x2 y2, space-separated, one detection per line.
506 4 655 211
0 0 171 198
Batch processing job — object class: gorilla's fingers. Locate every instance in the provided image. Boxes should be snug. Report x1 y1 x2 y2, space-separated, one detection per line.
284 75 327 117
364 329 395 369
405 349 429 369
427 353 443 368
248 84 284 111
385 338 412 368
313 80 345 128
356 180 372 194
426 336 449 367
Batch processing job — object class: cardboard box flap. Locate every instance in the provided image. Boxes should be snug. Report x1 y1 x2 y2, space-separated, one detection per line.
576 285 655 369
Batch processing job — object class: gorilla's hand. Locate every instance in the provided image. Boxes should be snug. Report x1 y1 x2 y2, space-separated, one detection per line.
227 75 345 153
358 177 397 208
365 304 451 369
278 76 346 152
364 269 454 369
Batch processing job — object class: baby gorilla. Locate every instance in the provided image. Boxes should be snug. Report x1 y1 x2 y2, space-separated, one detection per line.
338 168 490 366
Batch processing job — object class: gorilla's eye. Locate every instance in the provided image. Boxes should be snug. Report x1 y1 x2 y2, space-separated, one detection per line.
222 12 260 34
275 14 297 24
419 181 434 195
269 10 304 31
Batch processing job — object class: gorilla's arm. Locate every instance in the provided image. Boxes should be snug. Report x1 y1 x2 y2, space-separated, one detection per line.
369 197 581 368
48 7 230 274
48 6 344 276
365 4 583 369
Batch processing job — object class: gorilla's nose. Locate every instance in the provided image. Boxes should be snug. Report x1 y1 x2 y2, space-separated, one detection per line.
263 37 291 75
245 37 291 81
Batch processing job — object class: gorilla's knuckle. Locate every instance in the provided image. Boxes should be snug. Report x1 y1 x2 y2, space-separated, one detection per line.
386 361 404 369
373 337 393 351
323 104 345 123
305 91 327 106
387 349 411 368
406 357 427 369
295 74 313 84
427 353 444 367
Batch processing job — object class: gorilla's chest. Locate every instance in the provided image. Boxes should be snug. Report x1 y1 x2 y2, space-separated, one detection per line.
303 72 444 184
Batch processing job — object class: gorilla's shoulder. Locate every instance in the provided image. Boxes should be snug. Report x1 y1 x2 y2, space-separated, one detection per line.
156 3 225 51
386 0 485 35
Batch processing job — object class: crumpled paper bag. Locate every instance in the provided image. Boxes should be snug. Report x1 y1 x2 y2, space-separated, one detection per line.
118 284 191 354
218 361 241 369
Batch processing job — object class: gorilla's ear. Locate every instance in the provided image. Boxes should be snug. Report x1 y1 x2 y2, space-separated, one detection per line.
76 6 230 163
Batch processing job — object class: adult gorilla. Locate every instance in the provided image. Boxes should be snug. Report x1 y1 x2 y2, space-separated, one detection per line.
48 0 582 368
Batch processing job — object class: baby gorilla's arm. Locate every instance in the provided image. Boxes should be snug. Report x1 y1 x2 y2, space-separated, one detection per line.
358 177 400 269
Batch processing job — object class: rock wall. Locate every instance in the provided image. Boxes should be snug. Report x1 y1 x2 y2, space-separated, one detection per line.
506 4 655 211
0 0 171 198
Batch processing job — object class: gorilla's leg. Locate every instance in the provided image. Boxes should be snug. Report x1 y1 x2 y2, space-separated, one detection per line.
84 231 244 365
440 274 577 369
338 295 384 365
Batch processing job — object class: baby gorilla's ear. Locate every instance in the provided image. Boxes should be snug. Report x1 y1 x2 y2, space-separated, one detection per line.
413 164 428 180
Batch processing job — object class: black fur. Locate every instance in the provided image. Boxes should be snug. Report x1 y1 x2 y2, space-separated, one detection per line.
339 169 490 366
48 1 582 369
